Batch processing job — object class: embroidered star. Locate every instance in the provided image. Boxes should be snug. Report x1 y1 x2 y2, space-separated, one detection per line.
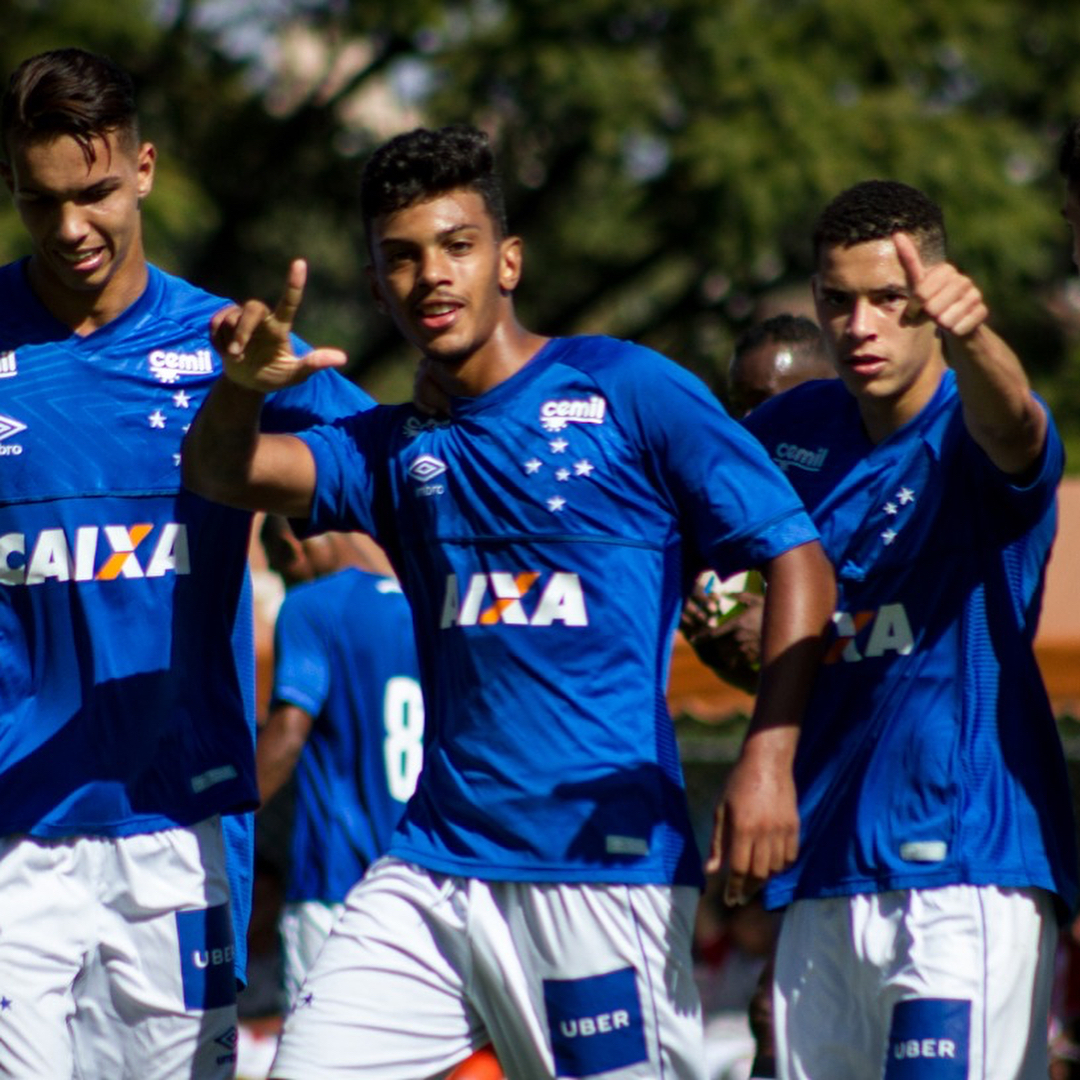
173 453 182 467
883 502 898 516
299 993 314 1008
549 438 568 454
172 390 191 408
573 459 595 477
897 487 915 505
524 458 542 475
182 423 191 433
0 997 10 1010
881 528 898 545
556 468 571 482
546 495 566 512
148 410 166 429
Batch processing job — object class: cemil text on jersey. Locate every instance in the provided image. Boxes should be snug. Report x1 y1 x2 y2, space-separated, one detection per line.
0 523 190 585
440 571 588 627
148 347 214 384
539 395 607 432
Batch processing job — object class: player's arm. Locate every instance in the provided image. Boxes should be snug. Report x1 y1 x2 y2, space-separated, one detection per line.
256 702 315 805
182 259 347 516
709 538 836 905
894 232 1046 477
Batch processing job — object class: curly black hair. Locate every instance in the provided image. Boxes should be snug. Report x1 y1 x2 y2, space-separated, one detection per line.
812 180 946 265
360 124 508 241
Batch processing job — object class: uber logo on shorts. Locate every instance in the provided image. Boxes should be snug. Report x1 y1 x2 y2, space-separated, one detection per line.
543 967 646 1077
176 903 237 1011
885 998 970 1078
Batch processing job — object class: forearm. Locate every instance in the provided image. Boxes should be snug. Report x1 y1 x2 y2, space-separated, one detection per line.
256 704 312 804
748 540 836 749
182 378 316 516
947 325 1047 476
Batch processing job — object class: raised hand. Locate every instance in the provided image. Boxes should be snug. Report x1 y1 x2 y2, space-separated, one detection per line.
893 232 989 341
210 258 348 392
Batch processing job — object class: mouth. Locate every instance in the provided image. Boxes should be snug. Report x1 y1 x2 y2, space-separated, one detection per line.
843 354 887 378
417 297 463 332
56 247 107 274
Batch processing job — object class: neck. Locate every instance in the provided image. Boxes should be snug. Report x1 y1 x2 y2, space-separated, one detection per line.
27 254 149 337
430 318 549 398
858 356 947 444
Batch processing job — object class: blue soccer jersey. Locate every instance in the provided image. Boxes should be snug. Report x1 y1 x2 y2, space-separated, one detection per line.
271 568 423 903
744 373 1078 913
0 258 373 975
297 335 819 887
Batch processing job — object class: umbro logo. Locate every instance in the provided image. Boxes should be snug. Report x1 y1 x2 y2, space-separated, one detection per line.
0 413 26 456
408 455 447 483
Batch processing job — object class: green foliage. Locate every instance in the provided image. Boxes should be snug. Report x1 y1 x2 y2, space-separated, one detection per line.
3 0 1080 452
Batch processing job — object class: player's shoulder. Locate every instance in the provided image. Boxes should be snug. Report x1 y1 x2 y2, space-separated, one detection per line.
744 378 848 436
144 263 231 327
549 334 681 381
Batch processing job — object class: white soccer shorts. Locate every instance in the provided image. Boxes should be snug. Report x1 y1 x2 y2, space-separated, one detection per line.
279 899 344 1003
0 817 238 1079
270 856 707 1080
772 884 1057 1080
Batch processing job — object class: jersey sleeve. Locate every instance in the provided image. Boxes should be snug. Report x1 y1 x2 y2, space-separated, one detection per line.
271 586 332 717
295 407 397 540
261 362 375 432
612 344 819 578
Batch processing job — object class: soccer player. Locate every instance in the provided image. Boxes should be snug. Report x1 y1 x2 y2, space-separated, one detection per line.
257 515 424 1001
724 313 834 420
182 124 836 1079
0 48 371 1077
682 314 836 697
738 179 1078 1078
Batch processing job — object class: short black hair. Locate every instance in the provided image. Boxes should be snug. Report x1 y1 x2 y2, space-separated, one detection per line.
359 124 508 241
812 180 946 265
1 47 138 164
1058 120 1080 191
733 313 825 362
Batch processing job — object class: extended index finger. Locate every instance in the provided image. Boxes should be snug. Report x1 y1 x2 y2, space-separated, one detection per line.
892 232 925 287
273 258 309 331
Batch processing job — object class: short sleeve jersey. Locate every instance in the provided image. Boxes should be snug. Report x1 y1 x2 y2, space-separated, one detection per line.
271 569 423 903
298 335 819 887
0 258 373 840
744 373 1078 913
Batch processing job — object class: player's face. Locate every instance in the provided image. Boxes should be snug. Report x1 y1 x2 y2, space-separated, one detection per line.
367 188 521 368
1063 186 1080 272
2 129 154 312
813 239 942 429
728 342 807 418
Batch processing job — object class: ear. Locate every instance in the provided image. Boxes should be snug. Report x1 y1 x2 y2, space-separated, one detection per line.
365 264 388 314
498 235 523 294
136 142 156 201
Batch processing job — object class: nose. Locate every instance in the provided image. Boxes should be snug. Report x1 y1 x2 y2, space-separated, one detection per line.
54 201 89 246
846 296 875 340
418 247 451 287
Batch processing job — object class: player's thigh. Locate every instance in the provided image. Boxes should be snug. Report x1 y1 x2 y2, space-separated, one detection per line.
0 834 90 1077
72 818 239 1080
881 885 1056 1080
476 881 705 1080
775 886 1057 1080
773 895 886 1079
271 859 482 1080
280 900 343 1004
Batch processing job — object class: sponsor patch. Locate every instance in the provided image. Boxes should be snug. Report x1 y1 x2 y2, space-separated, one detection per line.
176 903 237 1011
540 395 607 432
884 998 970 1078
0 352 16 378
544 967 647 1077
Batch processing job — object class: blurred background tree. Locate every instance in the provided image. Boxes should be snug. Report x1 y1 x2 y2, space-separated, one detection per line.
3 0 1080 461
